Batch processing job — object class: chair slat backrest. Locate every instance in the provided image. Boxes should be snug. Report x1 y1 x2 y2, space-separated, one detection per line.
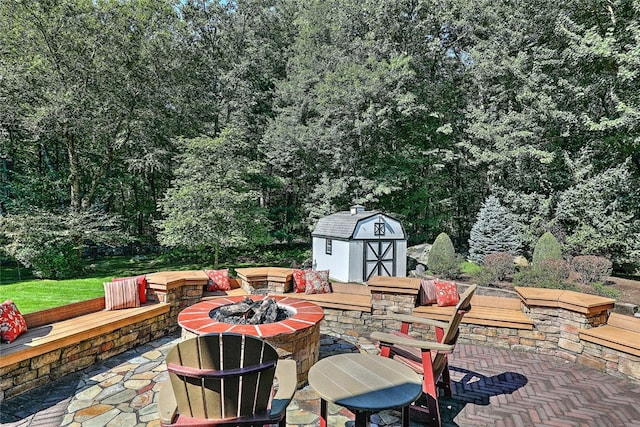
165 333 278 421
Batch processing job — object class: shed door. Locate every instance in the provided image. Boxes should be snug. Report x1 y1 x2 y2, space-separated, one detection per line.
364 240 395 280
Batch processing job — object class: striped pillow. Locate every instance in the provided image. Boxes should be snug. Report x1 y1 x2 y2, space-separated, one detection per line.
104 278 140 310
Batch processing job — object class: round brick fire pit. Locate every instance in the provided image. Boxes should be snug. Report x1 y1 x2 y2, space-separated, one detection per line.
178 295 324 386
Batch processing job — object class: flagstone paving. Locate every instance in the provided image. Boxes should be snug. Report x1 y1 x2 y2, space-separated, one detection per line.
2 327 640 427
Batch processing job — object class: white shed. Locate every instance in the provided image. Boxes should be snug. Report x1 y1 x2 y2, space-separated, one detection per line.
311 205 407 283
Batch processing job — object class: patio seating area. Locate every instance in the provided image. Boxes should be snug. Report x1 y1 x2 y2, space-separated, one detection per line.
2 323 640 427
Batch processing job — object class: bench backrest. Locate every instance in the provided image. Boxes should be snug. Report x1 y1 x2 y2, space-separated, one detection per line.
471 295 521 310
166 333 278 421
330 282 371 296
23 297 106 328
607 312 640 332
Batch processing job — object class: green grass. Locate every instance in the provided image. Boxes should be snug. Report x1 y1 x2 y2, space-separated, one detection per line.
0 277 109 314
460 260 483 275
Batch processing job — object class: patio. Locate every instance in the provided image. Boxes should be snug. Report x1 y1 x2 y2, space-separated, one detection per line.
2 325 640 427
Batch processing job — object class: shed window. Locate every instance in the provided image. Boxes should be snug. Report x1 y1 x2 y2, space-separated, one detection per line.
374 219 386 236
325 239 332 255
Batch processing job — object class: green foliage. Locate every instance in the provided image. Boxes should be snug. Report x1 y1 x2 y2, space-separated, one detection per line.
556 160 640 265
472 266 499 286
469 196 521 264
590 282 621 300
572 255 613 284
427 232 460 279
536 259 571 280
513 266 570 290
483 252 516 281
156 130 271 266
532 232 563 265
0 209 128 279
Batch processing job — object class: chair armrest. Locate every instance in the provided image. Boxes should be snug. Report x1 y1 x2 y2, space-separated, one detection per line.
371 331 454 352
157 381 178 425
270 359 297 417
391 313 449 330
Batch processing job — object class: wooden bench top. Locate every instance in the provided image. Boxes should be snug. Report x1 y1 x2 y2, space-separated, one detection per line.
413 295 534 330
0 303 170 368
515 287 616 315
146 270 209 290
579 313 640 357
366 276 421 295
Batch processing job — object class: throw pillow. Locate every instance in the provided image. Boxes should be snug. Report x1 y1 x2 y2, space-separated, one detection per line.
0 300 28 343
205 269 231 291
304 270 332 294
104 278 140 310
434 280 460 307
419 279 437 305
292 269 308 293
113 275 147 304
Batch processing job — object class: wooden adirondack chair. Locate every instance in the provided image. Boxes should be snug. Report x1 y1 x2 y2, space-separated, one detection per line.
157 333 297 427
371 284 476 426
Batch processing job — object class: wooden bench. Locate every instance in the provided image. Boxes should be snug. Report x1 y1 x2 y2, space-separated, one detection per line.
278 282 372 312
413 294 534 330
514 287 616 316
0 298 170 369
579 312 640 357
202 278 251 299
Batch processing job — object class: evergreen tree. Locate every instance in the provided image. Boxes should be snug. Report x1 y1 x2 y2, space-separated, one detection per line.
427 232 460 279
532 232 563 265
468 195 521 264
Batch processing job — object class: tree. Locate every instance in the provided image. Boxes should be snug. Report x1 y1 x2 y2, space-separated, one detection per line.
156 130 271 267
468 195 521 264
555 159 640 265
427 232 460 279
532 232 563 265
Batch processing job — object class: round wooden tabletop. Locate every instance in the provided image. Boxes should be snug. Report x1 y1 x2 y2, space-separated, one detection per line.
308 353 422 412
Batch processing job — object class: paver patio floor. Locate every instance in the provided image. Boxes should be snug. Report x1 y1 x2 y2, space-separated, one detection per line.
2 328 640 427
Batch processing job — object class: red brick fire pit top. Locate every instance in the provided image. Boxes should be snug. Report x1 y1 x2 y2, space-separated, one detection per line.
178 295 324 338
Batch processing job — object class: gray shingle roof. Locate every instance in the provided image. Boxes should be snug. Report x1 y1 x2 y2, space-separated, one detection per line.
311 210 380 239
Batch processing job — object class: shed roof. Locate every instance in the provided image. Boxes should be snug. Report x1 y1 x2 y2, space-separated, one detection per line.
311 210 381 239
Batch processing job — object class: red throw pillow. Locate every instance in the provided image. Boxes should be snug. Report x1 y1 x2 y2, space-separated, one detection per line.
434 280 459 307
113 275 147 304
205 269 231 291
419 279 437 305
304 270 332 294
292 269 308 293
0 300 28 343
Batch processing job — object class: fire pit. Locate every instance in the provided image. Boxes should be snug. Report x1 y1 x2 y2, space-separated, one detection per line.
178 295 324 386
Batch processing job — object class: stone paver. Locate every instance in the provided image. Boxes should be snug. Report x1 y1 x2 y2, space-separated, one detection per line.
2 328 640 427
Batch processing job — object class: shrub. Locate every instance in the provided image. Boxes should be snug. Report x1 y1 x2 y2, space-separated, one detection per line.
483 252 515 281
532 232 563 265
536 258 571 280
572 255 613 284
513 265 569 290
472 266 498 286
427 232 460 279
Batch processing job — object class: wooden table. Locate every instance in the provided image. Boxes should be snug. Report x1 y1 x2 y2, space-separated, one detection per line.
308 353 423 427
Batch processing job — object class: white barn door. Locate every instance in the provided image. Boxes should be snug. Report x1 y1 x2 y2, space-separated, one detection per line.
364 240 395 280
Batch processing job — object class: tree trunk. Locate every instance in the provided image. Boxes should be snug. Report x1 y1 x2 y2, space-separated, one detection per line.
66 130 82 213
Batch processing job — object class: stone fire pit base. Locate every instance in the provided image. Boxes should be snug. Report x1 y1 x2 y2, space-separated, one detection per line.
178 295 324 387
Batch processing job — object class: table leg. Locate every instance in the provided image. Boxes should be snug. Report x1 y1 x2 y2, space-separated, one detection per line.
320 398 328 427
402 405 410 427
354 410 370 427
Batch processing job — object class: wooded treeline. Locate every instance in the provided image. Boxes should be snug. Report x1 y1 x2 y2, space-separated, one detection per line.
1 0 639 276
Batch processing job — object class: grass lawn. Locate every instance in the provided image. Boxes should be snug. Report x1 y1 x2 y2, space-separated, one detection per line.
0 277 109 314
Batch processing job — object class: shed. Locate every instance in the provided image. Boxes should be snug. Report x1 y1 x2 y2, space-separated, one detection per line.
311 205 407 283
